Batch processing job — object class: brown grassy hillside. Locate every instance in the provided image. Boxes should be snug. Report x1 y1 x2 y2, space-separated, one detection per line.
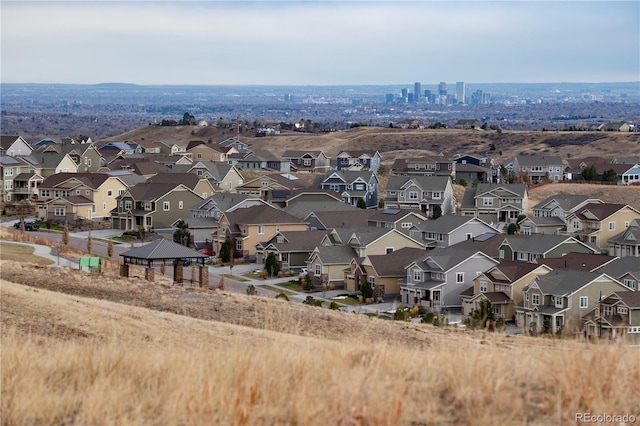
2 262 639 425
103 125 640 166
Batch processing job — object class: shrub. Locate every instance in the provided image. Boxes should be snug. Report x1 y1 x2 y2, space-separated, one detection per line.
329 301 340 310
421 312 435 324
393 305 410 321
303 296 322 307
459 178 468 187
246 285 257 296
275 292 289 301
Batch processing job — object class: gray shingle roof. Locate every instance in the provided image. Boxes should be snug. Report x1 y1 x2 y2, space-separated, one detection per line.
501 234 593 254
366 247 426 276
418 247 483 271
313 245 357 264
534 269 604 295
386 175 451 192
598 257 640 280
120 238 207 260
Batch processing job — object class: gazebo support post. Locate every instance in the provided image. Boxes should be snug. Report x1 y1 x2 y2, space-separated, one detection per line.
174 263 184 284
199 265 209 289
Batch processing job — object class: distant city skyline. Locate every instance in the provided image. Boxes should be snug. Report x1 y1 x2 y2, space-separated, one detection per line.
1 1 638 86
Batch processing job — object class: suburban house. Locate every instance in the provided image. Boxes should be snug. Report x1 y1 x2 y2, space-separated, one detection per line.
215 204 308 259
516 270 632 335
497 234 597 262
187 140 235 163
11 170 44 202
511 155 564 183
191 193 266 220
171 161 244 193
461 261 553 320
34 151 79 177
390 156 455 178
147 173 218 200
281 190 345 211
1 156 43 203
598 256 640 291
236 173 311 203
227 149 290 172
563 203 640 250
344 247 426 297
384 175 455 217
608 219 640 257
153 139 188 156
460 183 528 225
219 137 249 154
112 182 204 231
304 209 378 230
36 142 103 174
306 245 357 287
407 215 500 249
36 172 128 223
402 248 499 310
455 163 491 184
564 156 609 180
583 291 640 344
335 150 381 174
1 135 33 157
610 163 640 185
255 230 329 270
455 119 481 129
367 209 428 231
281 150 331 173
602 122 631 132
519 194 604 236
319 170 379 208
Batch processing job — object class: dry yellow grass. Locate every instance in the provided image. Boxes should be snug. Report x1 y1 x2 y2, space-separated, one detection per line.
528 183 640 213
0 241 54 266
2 261 640 425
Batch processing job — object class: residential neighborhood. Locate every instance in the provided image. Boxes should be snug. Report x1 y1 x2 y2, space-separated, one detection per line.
2 132 640 341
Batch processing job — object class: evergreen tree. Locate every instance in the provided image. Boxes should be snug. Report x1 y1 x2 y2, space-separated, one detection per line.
356 197 367 209
173 219 191 246
264 252 281 276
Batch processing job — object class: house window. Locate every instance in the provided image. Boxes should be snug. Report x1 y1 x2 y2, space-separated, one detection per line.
466 233 472 240
76 190 81 195
608 222 615 231
41 190 50 197
522 227 531 236
623 279 636 290
413 270 422 282
555 296 563 308
276 236 284 244
480 281 487 292
579 296 588 308
119 189 125 196
124 200 132 210
625 221 630 228
144 202 152 210
315 264 321 276
401 222 412 228
369 276 375 288
102 203 106 211
92 205 96 213
432 192 441 200
54 207 65 216
499 250 505 259
197 153 202 159
236 239 242 250
525 293 529 302
415 164 420 170
303 159 312 167
276 225 280 232
482 198 493 206
258 225 264 234
573 220 580 229
179 201 183 209
107 190 113 197
618 306 628 314
603 306 612 316
456 272 464 283
385 247 393 254
532 293 540 306
408 191 418 200
197 170 203 176
163 201 170 211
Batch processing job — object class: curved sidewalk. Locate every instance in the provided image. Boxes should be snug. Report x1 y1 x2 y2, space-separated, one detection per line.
1 240 77 268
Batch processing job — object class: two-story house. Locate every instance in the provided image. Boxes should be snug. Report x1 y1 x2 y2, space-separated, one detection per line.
512 154 564 183
608 219 640 258
186 140 235 163
402 247 499 311
497 234 597 262
519 194 603 235
36 172 128 223
256 230 330 270
237 173 311 203
282 150 331 173
390 156 455 178
407 215 500 249
367 209 428 231
598 256 640 291
384 175 455 217
461 261 553 320
319 170 379 208
216 204 308 259
37 142 102 173
153 139 188 156
147 172 217 200
1 135 33 157
517 270 631 335
112 182 204 231
172 161 244 193
345 247 427 297
335 150 381 174
460 183 528 225
564 203 640 250
583 291 640 344
219 137 249 154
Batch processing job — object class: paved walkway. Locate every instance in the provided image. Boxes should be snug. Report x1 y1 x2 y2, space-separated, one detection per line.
1 240 77 268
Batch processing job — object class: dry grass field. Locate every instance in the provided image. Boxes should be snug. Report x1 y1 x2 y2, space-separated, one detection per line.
2 259 640 425
106 125 640 167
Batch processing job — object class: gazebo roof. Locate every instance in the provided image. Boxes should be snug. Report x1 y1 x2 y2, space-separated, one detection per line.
120 238 207 261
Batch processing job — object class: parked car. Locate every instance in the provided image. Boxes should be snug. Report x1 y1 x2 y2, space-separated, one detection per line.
13 221 39 231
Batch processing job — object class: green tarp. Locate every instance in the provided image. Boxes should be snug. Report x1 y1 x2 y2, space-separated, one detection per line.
79 257 101 272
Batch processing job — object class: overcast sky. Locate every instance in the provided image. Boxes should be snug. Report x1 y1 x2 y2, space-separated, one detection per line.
1 1 638 85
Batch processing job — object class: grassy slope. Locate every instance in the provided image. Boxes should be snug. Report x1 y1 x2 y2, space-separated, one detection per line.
2 262 640 424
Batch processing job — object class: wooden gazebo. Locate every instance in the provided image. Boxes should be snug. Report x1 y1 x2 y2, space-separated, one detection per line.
120 239 209 286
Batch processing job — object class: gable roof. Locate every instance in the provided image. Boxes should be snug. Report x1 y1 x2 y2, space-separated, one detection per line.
531 269 613 295
311 245 357 264
126 182 190 201
612 291 640 308
487 260 548 283
308 210 379 229
365 247 426 277
532 194 602 211
39 172 113 190
412 214 498 234
386 175 451 192
416 247 495 272
536 252 617 272
608 219 640 245
572 203 630 221
514 154 563 166
147 172 206 191
598 256 640 280
261 230 329 252
500 234 596 254
120 238 207 260
225 204 307 227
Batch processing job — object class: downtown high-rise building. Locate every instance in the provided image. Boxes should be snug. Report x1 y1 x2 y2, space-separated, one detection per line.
414 82 421 102
456 82 466 104
438 82 447 96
